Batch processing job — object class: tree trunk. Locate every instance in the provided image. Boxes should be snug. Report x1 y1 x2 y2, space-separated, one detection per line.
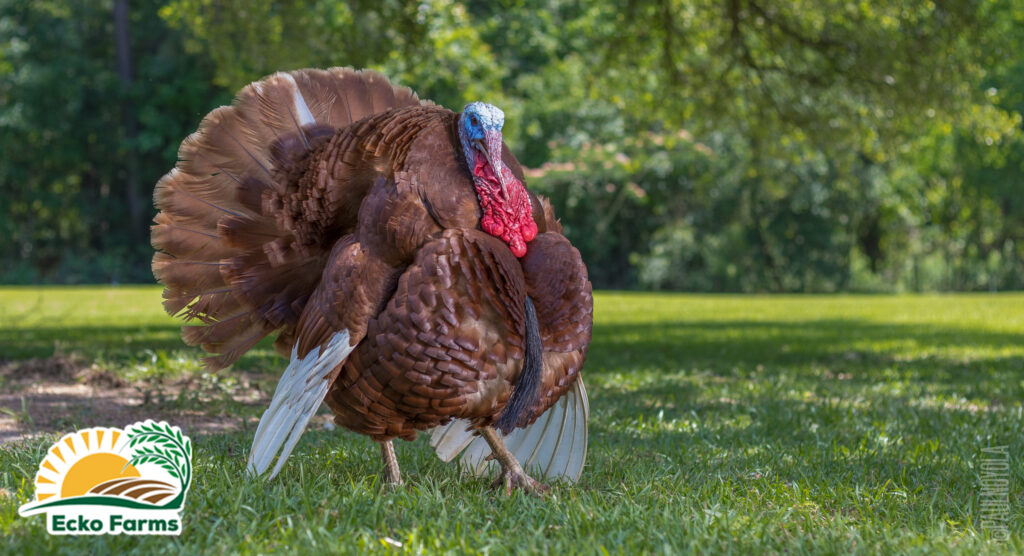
114 0 142 250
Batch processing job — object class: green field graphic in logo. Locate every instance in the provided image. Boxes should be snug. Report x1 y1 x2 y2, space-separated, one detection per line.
18 420 192 535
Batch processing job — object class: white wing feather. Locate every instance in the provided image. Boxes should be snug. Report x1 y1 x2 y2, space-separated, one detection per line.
247 330 354 479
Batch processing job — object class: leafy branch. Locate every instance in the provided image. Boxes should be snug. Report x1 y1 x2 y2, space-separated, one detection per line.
127 449 182 481
122 420 192 492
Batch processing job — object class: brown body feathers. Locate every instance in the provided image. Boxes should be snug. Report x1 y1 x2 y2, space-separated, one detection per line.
152 68 592 458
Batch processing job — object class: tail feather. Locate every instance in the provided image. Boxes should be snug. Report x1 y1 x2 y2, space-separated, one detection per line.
173 292 239 323
151 214 236 262
222 252 325 329
182 311 272 368
218 214 285 251
178 107 274 186
334 70 375 123
246 72 317 143
361 71 399 114
152 254 226 299
161 286 232 316
182 310 256 345
297 70 355 127
152 67 424 368
428 376 590 482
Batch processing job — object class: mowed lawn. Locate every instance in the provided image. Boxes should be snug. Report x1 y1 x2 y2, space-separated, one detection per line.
1 286 1022 554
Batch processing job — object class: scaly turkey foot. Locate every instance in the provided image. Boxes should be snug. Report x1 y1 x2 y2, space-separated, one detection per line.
490 466 549 495
480 426 549 496
379 439 403 487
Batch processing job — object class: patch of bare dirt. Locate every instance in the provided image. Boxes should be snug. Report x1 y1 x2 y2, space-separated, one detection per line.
3 354 83 383
0 356 294 443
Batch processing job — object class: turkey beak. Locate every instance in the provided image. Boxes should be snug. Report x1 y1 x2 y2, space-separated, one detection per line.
477 132 509 198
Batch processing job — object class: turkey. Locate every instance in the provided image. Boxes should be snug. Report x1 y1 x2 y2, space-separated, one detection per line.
151 67 593 493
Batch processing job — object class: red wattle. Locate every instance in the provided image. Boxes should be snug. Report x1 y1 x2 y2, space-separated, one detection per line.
522 219 538 243
508 237 527 258
481 215 503 237
472 155 535 258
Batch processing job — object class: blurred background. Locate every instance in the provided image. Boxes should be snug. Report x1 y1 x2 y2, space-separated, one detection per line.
1 0 1022 292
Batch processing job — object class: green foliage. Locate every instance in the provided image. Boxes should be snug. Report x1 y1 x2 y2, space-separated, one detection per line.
0 0 227 284
1 287 1022 552
508 0 1024 291
158 0 503 112
1 1 1023 290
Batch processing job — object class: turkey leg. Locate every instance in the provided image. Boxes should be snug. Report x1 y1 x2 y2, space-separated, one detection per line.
480 426 549 495
379 440 402 486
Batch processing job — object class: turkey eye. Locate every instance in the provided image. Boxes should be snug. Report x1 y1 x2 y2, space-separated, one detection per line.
470 115 479 127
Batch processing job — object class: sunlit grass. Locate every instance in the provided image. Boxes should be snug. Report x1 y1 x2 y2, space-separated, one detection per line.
1 287 1022 553
0 286 285 374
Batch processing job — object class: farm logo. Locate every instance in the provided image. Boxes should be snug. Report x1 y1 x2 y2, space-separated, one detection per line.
18 420 191 535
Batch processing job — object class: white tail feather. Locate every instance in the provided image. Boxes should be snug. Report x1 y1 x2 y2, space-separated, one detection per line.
564 378 589 476
247 331 354 478
427 376 590 482
281 72 316 126
429 420 475 462
546 390 576 477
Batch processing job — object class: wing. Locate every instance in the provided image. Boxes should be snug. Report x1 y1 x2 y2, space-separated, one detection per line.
247 329 356 479
247 179 442 478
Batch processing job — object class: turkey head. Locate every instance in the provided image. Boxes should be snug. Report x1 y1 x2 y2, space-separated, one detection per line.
458 102 538 258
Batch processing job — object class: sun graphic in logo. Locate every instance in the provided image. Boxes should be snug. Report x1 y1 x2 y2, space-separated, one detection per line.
33 428 146 501
19 421 192 535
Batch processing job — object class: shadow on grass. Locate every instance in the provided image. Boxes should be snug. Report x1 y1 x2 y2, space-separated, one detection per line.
1 324 282 371
3 324 183 357
588 318 1024 378
576 318 1023 523
9 316 1019 362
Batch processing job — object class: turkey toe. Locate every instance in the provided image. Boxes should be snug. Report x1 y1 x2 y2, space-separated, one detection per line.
491 468 549 496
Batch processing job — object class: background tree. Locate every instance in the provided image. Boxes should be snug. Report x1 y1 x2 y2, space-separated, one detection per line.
1 0 1022 291
0 0 226 282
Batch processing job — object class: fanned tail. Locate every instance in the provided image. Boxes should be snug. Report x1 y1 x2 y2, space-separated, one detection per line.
152 68 423 368
429 376 590 482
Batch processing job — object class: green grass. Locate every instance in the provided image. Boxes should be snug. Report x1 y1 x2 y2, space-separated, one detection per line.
0 285 285 374
1 287 1023 554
